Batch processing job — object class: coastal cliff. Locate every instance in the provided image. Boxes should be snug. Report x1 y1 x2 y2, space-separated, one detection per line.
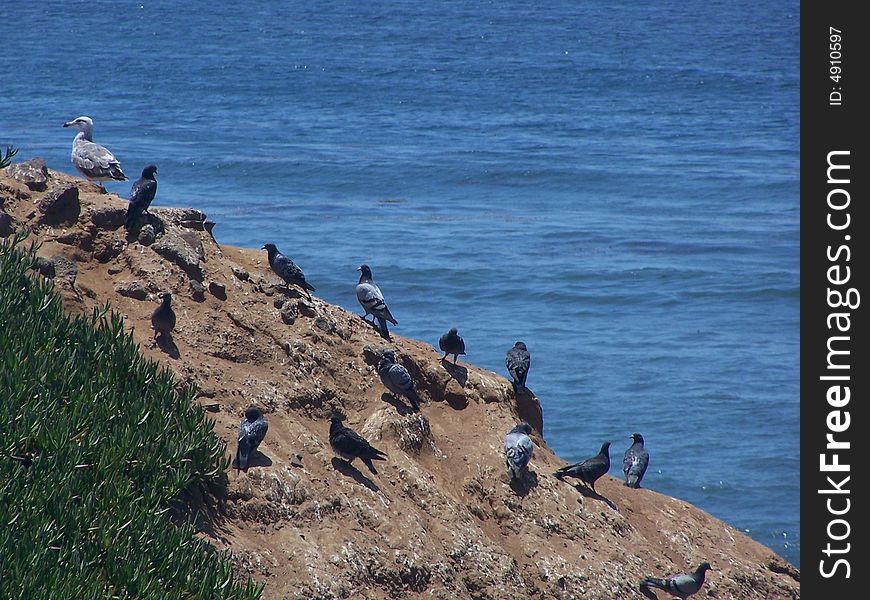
1 163 800 599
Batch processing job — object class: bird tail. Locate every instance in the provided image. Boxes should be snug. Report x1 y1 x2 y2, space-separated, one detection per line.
407 389 422 412
362 457 379 475
303 281 316 293
639 577 669 592
625 475 640 488
506 448 528 479
382 306 398 325
376 317 391 340
552 466 570 479
235 445 250 472
111 166 127 181
638 581 659 600
125 205 139 231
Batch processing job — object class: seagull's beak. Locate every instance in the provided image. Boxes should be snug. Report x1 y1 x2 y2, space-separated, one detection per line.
63 121 74 128
261 245 267 250
356 266 362 271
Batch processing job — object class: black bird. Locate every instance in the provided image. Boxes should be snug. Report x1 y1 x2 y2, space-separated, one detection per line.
234 407 268 472
505 341 530 389
263 243 315 299
623 433 650 488
439 327 466 365
329 416 388 475
640 562 712 599
377 350 421 412
553 441 611 494
151 292 176 340
356 264 397 339
125 164 158 231
504 422 534 480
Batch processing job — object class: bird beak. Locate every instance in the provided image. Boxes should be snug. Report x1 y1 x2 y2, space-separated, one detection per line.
261 245 267 249
63 121 74 128
356 266 362 271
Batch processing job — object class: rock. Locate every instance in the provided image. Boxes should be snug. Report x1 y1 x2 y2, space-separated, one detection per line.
297 299 316 318
150 207 207 230
90 205 127 230
92 235 125 263
137 224 156 246
7 158 49 191
179 231 205 261
0 211 13 237
280 302 298 325
56 227 95 249
314 316 336 335
34 255 77 285
232 266 249 281
290 454 304 468
36 185 80 225
273 297 286 309
152 231 205 281
208 281 227 300
116 281 149 300
190 280 206 302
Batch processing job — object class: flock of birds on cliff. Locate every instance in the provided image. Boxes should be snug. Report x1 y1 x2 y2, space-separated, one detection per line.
59 116 713 598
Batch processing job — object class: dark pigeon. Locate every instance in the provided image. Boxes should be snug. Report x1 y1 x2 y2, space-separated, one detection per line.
234 407 268 472
623 432 650 488
263 243 315 299
329 416 387 475
377 350 421 412
505 341 530 389
504 422 534 479
640 562 712 599
553 441 611 494
125 164 158 231
356 264 397 340
439 327 466 365
151 292 176 339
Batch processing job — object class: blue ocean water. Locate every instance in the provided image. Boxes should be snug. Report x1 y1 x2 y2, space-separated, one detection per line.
2 0 800 567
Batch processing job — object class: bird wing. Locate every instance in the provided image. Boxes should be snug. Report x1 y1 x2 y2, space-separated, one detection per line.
356 282 384 306
74 139 123 178
129 177 157 206
504 433 533 469
274 253 302 280
670 572 702 595
388 363 413 391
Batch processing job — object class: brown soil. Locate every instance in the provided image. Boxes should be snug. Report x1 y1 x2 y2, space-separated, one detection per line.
2 166 800 599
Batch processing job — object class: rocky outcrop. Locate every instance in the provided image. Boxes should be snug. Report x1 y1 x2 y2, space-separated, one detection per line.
0 164 800 599
7 157 49 191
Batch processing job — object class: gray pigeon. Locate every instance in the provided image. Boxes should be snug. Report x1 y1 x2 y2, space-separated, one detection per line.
640 562 712 599
125 164 158 231
439 327 466 365
234 407 268 472
263 243 315 299
356 264 397 339
329 416 387 474
63 116 126 186
151 292 176 340
553 441 611 494
377 350 421 412
504 422 534 479
505 341 530 389
623 432 650 488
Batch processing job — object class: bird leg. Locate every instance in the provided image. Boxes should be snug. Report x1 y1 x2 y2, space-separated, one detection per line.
441 352 449 361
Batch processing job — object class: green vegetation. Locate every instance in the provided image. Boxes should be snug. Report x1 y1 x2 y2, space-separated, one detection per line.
0 234 263 600
0 145 17 168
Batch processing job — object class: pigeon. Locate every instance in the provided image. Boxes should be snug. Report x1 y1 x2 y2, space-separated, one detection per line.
151 292 176 340
640 562 712 599
504 422 534 479
356 264 397 339
125 164 158 231
439 327 466 365
623 432 650 488
377 350 421 412
234 407 268 472
63 116 126 187
505 341 530 389
553 441 611 494
262 243 315 299
329 416 387 475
